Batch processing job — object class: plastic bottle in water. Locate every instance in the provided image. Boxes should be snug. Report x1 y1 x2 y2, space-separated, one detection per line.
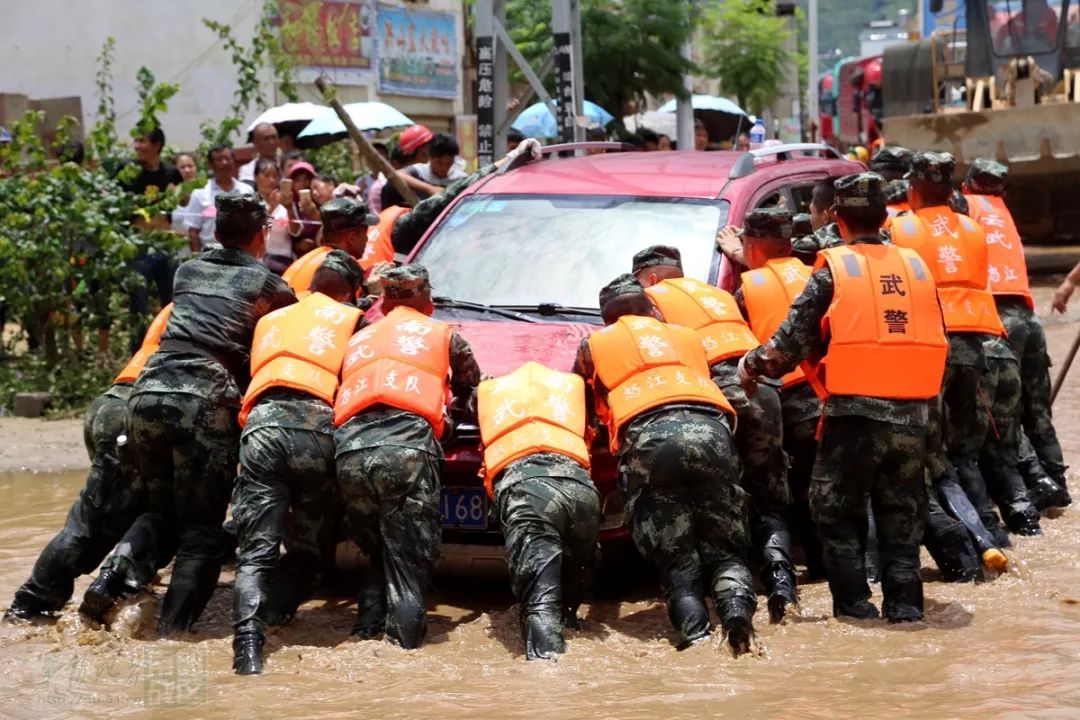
749 116 766 149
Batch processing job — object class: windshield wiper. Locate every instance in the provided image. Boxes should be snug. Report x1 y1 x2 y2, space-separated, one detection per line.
494 303 602 319
433 297 540 323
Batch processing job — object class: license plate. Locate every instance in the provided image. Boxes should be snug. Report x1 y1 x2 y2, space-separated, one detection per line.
440 486 488 529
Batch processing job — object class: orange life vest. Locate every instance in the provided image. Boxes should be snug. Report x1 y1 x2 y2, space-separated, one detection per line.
282 246 333 294
645 278 758 366
889 207 1005 336
363 206 409 271
808 243 948 400
964 193 1033 309
741 258 812 389
334 305 452 434
588 316 736 453
114 303 174 384
478 361 590 498
240 292 361 427
887 200 912 218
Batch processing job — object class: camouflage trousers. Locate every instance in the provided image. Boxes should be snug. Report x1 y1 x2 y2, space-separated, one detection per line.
336 445 441 649
715 369 794 600
9 393 145 612
495 454 599 658
116 392 239 634
978 352 1040 532
998 299 1068 485
781 382 825 579
620 408 755 634
811 416 928 620
232 425 337 636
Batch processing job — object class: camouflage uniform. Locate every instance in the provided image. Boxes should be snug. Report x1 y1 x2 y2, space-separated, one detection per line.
997 298 1069 493
232 390 342 637
493 453 599 659
98 204 297 634
6 384 150 617
573 338 755 647
978 338 1041 533
734 288 826 579
791 223 842 265
335 291 482 648
390 162 501 256
742 223 929 621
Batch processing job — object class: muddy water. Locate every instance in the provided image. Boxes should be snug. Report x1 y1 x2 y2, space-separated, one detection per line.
1 470 1079 720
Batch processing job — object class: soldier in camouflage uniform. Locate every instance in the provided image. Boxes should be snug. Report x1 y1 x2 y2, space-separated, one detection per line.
574 276 756 654
731 214 827 580
963 159 1070 509
335 264 482 649
870 146 913 183
791 176 843 264
739 173 943 622
232 253 366 675
389 139 543 256
84 193 297 634
4 385 151 620
633 244 796 623
979 336 1042 533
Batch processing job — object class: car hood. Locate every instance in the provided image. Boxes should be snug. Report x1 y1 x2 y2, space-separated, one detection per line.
449 319 596 375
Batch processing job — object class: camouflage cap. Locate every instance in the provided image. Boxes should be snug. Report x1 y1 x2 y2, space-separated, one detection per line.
215 191 268 225
792 213 813 237
833 172 887 207
965 158 1009 195
631 245 683 274
885 178 910 205
598 273 645 309
869 145 914 173
381 263 431 299
739 208 793 240
905 151 956 183
320 249 365 290
320 197 379 232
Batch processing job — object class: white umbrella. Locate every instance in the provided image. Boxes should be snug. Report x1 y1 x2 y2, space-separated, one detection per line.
623 111 677 138
657 95 747 115
297 102 414 148
246 102 334 139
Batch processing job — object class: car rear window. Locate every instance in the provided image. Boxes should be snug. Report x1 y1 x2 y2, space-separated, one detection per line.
415 194 729 310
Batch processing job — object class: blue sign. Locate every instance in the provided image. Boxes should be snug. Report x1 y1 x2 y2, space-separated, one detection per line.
376 3 459 99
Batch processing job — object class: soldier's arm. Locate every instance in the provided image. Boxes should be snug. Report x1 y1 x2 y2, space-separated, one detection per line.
391 140 543 256
262 274 299 315
743 267 833 380
447 331 482 424
733 287 749 321
572 339 605 439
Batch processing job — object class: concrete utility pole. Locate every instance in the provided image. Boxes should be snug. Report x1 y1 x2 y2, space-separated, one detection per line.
772 0 800 141
808 0 819 141
551 0 585 142
676 1 695 151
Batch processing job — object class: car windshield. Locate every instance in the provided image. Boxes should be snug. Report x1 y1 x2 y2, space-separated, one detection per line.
415 194 728 311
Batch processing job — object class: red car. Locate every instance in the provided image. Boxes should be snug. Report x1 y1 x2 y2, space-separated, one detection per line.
393 144 863 575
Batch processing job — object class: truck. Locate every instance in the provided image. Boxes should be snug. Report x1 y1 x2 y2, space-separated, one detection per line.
820 55 884 151
881 0 1080 244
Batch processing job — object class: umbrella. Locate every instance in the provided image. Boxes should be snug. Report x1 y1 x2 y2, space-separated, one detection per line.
657 95 747 115
511 100 615 138
296 102 414 148
623 111 677 138
246 102 334 142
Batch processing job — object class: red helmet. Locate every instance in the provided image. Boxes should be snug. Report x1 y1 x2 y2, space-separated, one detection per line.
399 124 434 154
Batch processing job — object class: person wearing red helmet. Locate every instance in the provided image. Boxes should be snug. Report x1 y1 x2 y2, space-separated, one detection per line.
399 124 434 164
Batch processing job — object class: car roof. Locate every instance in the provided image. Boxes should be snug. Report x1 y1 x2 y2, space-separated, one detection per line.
468 149 864 201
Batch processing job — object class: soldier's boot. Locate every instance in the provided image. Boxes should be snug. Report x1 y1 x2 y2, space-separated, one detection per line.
1003 506 1042 536
523 613 566 661
351 554 386 639
923 501 984 583
232 630 264 676
79 567 133 624
667 586 711 650
880 543 924 623
954 459 1010 548
158 558 222 636
4 592 49 623
764 564 798 624
716 591 757 656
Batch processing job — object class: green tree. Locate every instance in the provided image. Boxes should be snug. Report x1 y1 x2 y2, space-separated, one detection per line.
471 0 695 130
700 0 795 116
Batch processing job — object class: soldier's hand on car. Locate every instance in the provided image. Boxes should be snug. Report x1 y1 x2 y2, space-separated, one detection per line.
737 352 758 398
716 226 745 265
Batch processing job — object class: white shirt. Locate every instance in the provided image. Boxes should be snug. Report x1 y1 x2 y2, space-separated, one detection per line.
237 159 258 184
182 178 254 250
410 160 467 187
264 203 292 258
